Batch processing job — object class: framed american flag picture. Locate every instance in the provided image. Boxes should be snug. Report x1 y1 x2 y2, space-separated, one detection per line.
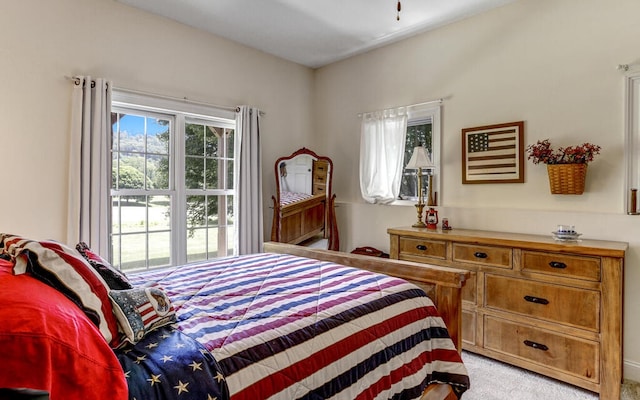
462 121 525 184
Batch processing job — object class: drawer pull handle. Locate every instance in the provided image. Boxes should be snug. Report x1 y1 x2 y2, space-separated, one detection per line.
549 261 567 269
524 295 549 305
416 245 428 251
524 340 549 351
474 252 488 259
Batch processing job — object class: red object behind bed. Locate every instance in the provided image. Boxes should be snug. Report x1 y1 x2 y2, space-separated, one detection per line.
0 259 127 400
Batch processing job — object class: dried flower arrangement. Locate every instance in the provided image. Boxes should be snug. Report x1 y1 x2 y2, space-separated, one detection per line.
526 139 601 165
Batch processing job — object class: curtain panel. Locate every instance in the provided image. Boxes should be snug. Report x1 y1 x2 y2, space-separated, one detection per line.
67 77 112 256
359 110 408 204
235 106 263 254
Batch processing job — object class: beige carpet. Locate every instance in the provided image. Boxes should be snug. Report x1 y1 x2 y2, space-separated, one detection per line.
462 351 640 400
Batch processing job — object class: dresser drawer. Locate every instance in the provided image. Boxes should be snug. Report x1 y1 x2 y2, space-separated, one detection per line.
522 251 601 282
398 237 447 260
312 183 326 195
485 275 600 331
313 160 329 174
452 243 512 269
484 316 599 383
462 310 477 346
313 170 326 184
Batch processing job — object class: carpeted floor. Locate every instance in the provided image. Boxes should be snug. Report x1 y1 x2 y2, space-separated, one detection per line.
462 351 640 400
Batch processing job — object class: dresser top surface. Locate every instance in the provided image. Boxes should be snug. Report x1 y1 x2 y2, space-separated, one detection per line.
388 227 628 257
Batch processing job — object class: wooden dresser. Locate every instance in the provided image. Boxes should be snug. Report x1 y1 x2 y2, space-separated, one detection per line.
312 159 329 196
388 227 627 399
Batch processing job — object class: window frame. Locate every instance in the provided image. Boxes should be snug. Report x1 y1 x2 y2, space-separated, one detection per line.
394 104 441 206
625 72 640 214
111 90 236 270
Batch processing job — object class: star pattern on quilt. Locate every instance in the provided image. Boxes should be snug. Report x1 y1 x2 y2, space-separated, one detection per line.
134 355 147 364
174 380 189 394
116 326 230 400
189 361 203 371
148 374 161 386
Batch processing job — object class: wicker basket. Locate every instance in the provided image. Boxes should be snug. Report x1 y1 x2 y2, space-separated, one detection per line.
546 164 587 195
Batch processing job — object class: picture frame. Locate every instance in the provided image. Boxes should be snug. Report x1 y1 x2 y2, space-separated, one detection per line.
461 121 525 184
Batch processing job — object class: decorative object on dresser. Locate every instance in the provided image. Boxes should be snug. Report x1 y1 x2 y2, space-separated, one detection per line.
425 206 439 230
526 139 601 195
388 226 627 400
461 121 525 184
404 145 436 228
271 147 339 250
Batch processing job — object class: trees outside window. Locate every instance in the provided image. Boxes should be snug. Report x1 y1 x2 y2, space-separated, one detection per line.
110 97 236 271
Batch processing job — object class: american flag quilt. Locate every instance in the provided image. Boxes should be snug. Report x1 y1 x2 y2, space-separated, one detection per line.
116 326 229 400
126 252 470 400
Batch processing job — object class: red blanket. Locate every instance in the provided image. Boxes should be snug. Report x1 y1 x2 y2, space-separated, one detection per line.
0 259 127 400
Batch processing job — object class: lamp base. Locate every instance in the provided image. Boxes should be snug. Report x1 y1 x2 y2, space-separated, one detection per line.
412 202 426 228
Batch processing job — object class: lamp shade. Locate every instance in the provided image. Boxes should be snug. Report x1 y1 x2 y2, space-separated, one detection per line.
405 146 435 170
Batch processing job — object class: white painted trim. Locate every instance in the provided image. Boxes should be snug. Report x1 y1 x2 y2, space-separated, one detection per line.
624 358 640 382
113 88 236 123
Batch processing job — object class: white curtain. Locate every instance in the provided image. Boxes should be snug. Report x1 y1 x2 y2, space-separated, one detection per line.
235 106 263 254
359 109 408 204
67 77 112 256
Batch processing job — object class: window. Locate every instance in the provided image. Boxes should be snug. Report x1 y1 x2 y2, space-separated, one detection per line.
110 92 236 270
626 71 640 214
399 106 441 202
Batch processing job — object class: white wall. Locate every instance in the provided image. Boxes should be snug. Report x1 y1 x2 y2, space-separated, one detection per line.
0 0 315 241
315 0 640 380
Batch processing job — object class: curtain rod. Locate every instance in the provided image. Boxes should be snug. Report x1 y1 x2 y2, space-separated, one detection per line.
357 98 443 118
618 63 640 73
114 86 239 113
66 76 265 115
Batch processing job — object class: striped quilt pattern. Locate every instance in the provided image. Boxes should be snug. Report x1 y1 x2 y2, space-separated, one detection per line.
129 253 469 400
279 191 314 206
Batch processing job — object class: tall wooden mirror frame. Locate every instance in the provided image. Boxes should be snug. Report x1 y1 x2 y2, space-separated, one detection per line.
270 147 339 250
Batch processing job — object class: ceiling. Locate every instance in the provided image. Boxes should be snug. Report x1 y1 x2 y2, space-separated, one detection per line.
117 0 518 69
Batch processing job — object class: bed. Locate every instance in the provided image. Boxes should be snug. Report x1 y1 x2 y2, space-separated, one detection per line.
271 148 339 250
0 235 469 400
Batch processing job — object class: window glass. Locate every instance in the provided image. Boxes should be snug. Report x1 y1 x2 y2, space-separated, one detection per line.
110 94 236 271
400 120 433 200
398 105 441 202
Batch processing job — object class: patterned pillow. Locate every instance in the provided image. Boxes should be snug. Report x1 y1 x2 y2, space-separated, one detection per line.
76 242 132 290
0 233 121 348
109 282 176 345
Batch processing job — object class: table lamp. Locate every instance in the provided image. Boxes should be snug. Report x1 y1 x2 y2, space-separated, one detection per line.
405 146 436 228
